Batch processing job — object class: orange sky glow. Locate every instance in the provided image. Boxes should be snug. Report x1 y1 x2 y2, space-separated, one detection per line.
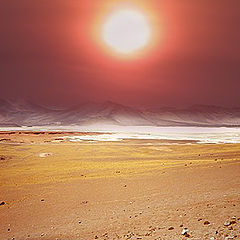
1 0 240 107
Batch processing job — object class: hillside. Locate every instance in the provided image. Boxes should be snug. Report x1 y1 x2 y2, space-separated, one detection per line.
0 99 240 127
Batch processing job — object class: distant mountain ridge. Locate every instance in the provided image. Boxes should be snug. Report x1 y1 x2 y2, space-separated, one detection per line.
0 99 240 127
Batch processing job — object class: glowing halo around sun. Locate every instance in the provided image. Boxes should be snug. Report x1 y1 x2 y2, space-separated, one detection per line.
102 9 151 54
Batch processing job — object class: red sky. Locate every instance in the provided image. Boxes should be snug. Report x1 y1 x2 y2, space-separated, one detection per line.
1 0 240 108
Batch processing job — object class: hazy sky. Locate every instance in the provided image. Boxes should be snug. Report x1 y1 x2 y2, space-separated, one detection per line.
1 0 240 108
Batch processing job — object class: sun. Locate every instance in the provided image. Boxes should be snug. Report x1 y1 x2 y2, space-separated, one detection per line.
102 9 151 54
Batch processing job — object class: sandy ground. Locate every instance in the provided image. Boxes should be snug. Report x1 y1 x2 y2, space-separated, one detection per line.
0 131 240 240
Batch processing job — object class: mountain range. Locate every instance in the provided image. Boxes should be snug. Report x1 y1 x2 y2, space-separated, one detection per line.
0 99 240 127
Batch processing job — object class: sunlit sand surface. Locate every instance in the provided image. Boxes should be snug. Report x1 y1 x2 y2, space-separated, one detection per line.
0 131 240 239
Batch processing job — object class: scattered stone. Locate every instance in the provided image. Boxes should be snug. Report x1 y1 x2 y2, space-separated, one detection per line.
224 220 231 226
124 185 127 187
39 153 52 158
204 221 210 225
0 201 6 206
168 227 174 230
0 138 10 142
8 228 10 232
78 221 81 224
179 224 183 227
41 199 44 202
181 228 188 235
95 236 98 239
210 237 215 240
40 233 44 237
198 218 203 221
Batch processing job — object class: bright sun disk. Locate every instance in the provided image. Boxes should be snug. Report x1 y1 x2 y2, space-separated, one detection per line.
103 9 151 54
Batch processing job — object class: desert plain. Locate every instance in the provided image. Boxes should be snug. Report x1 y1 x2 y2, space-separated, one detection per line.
0 131 240 240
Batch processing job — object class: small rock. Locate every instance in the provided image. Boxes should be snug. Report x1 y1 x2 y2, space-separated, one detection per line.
41 199 44 202
204 221 210 225
224 220 231 226
168 227 174 230
40 233 44 237
210 237 215 240
181 228 188 235
0 201 6 206
179 224 183 227
230 220 236 225
39 153 52 158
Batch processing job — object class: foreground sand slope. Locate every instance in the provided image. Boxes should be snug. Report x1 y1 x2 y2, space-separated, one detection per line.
0 132 240 239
